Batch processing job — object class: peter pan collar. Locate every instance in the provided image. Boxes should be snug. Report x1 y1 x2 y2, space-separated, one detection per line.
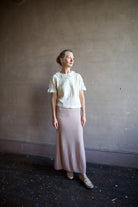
56 71 75 78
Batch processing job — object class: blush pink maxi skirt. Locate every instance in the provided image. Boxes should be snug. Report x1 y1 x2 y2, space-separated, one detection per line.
54 107 86 174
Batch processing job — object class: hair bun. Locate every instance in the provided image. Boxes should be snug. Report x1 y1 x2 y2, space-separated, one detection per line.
56 56 62 66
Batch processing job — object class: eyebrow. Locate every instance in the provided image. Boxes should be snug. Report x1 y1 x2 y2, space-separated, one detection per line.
67 55 74 58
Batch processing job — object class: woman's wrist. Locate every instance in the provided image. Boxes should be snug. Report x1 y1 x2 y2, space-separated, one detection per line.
52 116 57 120
82 114 86 119
81 109 86 116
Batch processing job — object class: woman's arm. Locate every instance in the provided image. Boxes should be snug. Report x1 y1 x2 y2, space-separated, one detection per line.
51 93 58 129
79 90 86 127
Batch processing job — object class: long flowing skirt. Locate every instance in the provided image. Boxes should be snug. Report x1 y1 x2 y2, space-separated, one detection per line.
54 107 86 173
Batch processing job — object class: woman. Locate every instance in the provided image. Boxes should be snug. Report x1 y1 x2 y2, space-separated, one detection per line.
48 49 94 189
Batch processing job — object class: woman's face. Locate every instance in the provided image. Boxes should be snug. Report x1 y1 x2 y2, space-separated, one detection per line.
61 52 74 68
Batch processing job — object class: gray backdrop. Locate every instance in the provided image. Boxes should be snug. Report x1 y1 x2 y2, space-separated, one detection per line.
0 0 138 167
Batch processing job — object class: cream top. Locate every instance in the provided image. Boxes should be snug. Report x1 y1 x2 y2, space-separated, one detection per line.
48 71 86 108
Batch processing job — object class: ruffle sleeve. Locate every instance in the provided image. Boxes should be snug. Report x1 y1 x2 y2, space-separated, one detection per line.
48 75 57 93
78 74 86 91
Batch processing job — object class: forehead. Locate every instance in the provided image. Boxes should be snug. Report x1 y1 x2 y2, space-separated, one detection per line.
65 52 74 58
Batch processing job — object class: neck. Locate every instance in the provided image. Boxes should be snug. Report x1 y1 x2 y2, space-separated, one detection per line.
60 66 71 74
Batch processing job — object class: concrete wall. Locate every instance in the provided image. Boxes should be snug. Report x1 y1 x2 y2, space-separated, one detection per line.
0 0 138 168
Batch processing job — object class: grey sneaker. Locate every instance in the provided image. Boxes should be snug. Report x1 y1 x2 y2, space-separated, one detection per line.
67 172 74 180
79 174 94 189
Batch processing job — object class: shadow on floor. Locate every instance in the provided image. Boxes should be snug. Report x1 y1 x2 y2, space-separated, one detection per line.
0 153 137 207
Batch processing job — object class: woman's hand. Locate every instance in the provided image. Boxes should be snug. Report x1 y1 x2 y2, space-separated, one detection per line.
81 114 86 127
52 117 58 129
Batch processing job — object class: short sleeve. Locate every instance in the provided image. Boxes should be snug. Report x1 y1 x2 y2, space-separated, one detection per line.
79 74 86 91
48 75 57 93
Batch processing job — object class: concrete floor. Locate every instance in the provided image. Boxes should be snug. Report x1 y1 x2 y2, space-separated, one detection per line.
0 153 137 207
